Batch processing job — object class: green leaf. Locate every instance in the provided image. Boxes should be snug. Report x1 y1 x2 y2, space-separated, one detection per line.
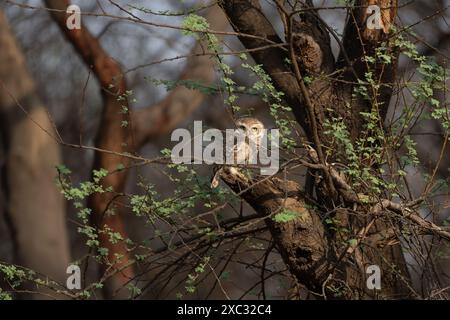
273 210 299 223
56 164 71 175
348 239 358 247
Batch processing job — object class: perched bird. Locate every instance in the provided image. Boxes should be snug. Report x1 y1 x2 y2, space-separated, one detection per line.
210 117 265 188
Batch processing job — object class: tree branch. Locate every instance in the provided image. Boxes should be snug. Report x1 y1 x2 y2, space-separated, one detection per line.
132 5 229 146
44 0 133 298
218 0 311 137
338 0 399 120
219 168 329 293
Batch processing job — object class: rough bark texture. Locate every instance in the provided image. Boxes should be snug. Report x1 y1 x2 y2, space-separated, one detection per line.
220 0 310 134
0 10 70 298
219 0 412 298
220 169 329 293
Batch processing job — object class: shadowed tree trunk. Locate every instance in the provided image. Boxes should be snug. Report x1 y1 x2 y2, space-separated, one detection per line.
218 0 412 298
0 10 70 299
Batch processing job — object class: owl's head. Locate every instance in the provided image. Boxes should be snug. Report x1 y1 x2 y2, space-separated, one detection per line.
235 117 265 143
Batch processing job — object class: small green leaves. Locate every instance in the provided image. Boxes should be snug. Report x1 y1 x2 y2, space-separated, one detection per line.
126 283 142 299
0 288 12 300
182 14 209 38
56 164 71 175
130 194 151 217
146 77 217 95
184 256 210 295
241 61 295 149
93 168 108 183
273 209 299 223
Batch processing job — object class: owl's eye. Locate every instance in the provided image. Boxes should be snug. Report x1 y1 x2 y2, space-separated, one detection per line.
238 125 246 131
252 127 259 133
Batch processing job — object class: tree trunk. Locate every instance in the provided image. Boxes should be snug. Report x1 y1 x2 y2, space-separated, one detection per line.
219 0 412 298
0 10 70 299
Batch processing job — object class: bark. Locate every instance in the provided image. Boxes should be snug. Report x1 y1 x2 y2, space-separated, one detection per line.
219 0 413 298
220 168 329 293
44 0 133 298
219 0 310 135
337 0 399 131
0 10 70 298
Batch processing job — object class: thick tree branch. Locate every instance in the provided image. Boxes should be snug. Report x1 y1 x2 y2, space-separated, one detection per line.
218 0 312 137
218 0 413 299
44 0 133 298
219 168 329 293
338 0 399 121
306 145 450 241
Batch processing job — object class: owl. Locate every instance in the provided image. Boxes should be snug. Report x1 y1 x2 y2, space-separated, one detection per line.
210 117 265 188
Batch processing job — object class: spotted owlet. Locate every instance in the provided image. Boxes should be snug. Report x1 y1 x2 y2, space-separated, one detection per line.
210 117 265 188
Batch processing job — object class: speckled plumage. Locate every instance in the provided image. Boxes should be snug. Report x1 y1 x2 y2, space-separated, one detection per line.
210 117 265 188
